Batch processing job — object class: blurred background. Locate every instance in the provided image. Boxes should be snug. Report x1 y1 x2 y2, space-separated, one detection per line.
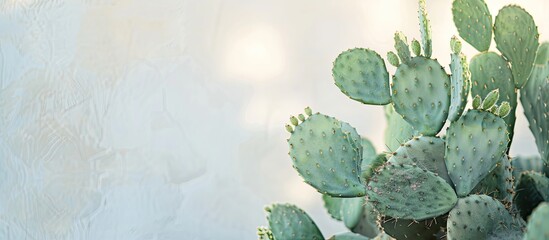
0 0 547 239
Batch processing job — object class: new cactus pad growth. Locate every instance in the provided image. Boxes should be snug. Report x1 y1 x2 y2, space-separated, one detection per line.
448 37 470 122
259 1 549 239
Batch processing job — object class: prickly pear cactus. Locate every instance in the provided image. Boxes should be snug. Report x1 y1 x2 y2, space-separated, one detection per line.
387 136 452 185
452 0 492 52
471 155 514 203
287 112 365 197
445 97 510 197
448 37 470 122
446 195 525 240
524 203 549 240
391 56 450 136
521 42 549 164
259 1 549 239
469 52 517 145
366 163 458 220
494 5 539 88
380 216 445 240
333 48 391 105
265 204 324 240
514 172 549 220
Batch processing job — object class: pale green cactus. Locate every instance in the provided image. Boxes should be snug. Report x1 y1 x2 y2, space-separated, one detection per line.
258 1 549 239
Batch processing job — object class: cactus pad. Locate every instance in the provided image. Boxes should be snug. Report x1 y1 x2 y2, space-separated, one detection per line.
524 203 549 240
472 155 513 203
446 195 525 240
392 56 450 136
322 194 344 221
322 195 365 229
452 0 492 52
445 110 510 197
351 202 380 238
360 137 379 182
514 172 549 220
521 42 549 164
386 51 399 67
384 105 416 151
470 52 517 143
511 155 549 181
388 136 452 185
418 0 432 57
494 5 539 88
266 204 324 240
366 164 457 220
380 216 445 240
448 49 470 122
360 137 377 171
333 48 391 105
411 39 421 56
394 31 411 64
288 113 365 197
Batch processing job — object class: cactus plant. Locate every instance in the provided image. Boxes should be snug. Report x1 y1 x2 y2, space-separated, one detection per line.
258 1 549 239
524 203 549 240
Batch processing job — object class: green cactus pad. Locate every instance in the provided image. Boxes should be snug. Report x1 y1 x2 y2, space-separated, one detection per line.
361 137 377 169
521 42 549 164
257 227 275 240
448 51 470 122
333 48 391 105
388 136 452 185
265 204 324 240
288 113 365 197
351 202 380 238
321 195 365 229
394 32 411 64
322 194 344 221
472 95 481 109
386 51 399 67
452 0 492 52
470 52 517 143
446 195 525 240
482 89 499 110
418 0 432 58
392 56 450 136
384 105 416 151
535 41 549 65
339 197 364 229
494 5 539 88
445 110 509 197
366 164 457 220
360 138 379 182
341 121 364 161
514 172 549 220
472 155 513 203
497 102 511 118
380 216 445 240
450 36 462 54
328 232 371 240
524 203 549 240
411 39 421 56
511 155 549 181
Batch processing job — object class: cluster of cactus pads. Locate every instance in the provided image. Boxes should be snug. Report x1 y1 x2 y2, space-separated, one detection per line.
258 0 549 239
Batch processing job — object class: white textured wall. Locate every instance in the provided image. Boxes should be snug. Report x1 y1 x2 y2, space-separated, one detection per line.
0 0 547 239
